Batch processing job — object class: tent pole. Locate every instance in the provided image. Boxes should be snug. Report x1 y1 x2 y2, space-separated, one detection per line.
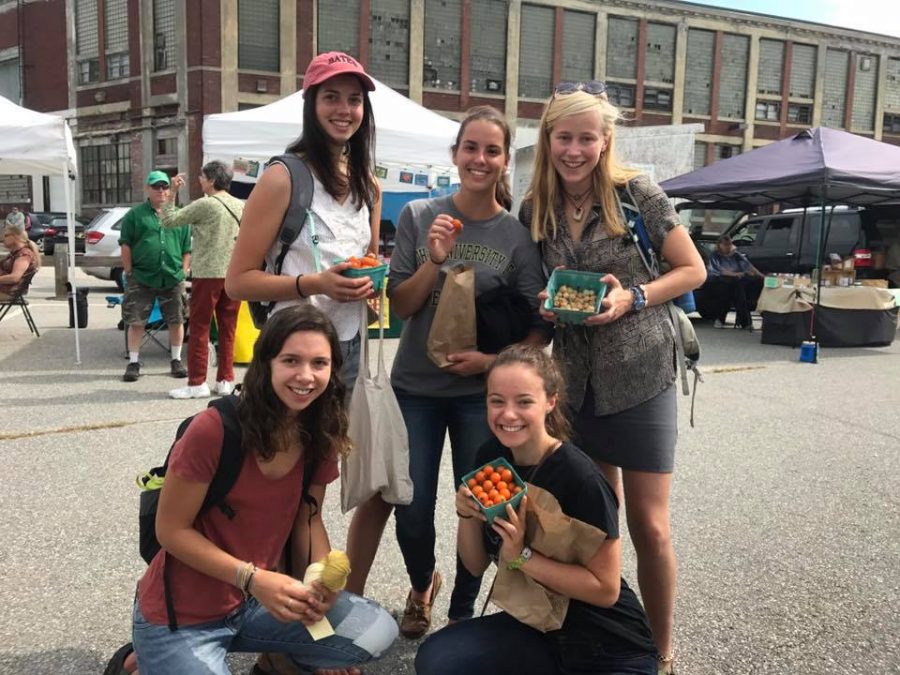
63 162 81 364
811 196 828 364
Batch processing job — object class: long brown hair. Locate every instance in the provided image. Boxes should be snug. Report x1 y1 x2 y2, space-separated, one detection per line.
286 80 377 212
489 344 571 442
237 305 351 463
452 105 513 211
525 91 641 242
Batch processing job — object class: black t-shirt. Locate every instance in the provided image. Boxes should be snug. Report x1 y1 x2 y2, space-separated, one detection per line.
475 438 656 656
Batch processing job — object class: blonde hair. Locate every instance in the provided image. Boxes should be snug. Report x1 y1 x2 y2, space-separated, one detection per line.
3 224 41 268
525 91 641 242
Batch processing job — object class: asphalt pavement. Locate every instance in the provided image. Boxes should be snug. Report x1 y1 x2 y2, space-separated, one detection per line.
1 267 898 674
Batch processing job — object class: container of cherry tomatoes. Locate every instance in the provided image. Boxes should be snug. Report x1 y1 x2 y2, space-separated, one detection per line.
339 254 389 292
461 457 528 524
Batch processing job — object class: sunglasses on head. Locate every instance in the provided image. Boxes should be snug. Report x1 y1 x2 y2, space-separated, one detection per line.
150 183 170 190
553 80 608 98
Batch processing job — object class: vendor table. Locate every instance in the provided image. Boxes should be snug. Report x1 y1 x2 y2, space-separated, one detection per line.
757 286 898 347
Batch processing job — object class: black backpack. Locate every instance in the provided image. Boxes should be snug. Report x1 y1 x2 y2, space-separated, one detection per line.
475 283 534 354
248 154 316 329
137 394 317 630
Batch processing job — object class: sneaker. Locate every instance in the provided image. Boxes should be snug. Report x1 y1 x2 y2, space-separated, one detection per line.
123 362 141 382
713 320 726 329
170 359 188 378
169 383 211 399
214 380 235 396
399 570 442 639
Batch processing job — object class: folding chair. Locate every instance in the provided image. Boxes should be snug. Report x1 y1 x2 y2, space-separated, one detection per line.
106 294 169 358
0 269 40 337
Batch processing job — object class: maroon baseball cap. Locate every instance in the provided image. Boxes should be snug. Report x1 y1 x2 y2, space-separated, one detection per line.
303 51 375 92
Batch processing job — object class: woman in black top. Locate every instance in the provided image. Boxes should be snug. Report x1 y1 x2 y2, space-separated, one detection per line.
415 345 657 675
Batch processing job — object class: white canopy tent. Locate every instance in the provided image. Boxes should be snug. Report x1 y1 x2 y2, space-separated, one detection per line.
0 95 82 362
203 77 460 192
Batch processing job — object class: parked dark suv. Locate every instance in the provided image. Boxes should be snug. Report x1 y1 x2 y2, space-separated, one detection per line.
24 212 89 254
692 206 900 319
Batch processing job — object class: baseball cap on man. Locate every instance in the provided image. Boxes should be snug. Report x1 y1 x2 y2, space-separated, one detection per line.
145 170 171 187
303 51 375 92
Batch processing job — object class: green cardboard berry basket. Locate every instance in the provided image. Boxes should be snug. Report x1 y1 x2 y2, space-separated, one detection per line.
461 456 528 525
543 269 608 325
340 259 389 292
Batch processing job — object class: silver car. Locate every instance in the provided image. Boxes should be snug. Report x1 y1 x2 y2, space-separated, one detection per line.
83 207 130 290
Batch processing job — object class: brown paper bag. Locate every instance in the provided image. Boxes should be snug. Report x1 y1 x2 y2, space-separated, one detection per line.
490 484 609 632
426 264 477 368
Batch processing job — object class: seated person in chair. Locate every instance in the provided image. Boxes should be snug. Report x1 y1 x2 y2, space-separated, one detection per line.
119 171 192 382
0 223 40 300
706 235 763 330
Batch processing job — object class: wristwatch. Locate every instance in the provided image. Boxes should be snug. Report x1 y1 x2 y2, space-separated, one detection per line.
506 546 533 571
629 285 647 312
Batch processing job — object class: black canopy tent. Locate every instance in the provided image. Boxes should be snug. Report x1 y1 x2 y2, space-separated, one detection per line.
660 127 900 356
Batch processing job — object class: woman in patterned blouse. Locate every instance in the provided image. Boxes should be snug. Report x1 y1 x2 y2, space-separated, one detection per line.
518 81 706 674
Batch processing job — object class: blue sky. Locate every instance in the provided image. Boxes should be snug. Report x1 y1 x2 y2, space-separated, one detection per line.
691 0 900 38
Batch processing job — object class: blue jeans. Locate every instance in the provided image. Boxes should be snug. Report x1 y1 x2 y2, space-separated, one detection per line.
392 388 492 620
416 612 657 675
132 591 398 675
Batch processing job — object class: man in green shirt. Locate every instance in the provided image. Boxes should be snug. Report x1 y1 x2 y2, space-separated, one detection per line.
119 170 192 382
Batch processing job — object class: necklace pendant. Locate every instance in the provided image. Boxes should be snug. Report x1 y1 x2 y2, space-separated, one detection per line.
573 207 584 222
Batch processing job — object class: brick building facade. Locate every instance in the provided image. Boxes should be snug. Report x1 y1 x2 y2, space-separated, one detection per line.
2 0 900 213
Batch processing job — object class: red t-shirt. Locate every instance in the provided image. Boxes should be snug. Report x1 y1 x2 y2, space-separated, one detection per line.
137 408 339 626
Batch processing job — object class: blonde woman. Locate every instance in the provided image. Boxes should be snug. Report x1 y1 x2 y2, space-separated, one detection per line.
520 81 706 674
0 223 40 299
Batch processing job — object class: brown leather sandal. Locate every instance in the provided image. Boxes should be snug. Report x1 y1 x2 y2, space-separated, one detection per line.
399 570 442 639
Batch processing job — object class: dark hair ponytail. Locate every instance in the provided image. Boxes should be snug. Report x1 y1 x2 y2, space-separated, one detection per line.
489 344 571 442
452 105 513 211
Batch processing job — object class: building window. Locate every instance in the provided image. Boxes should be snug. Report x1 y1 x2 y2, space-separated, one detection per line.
790 43 817 99
644 22 676 84
75 0 99 84
884 113 900 134
788 103 812 125
469 0 506 94
718 34 749 119
755 101 780 121
683 28 714 116
238 0 280 72
0 56 22 102
79 59 100 85
369 0 411 87
423 0 461 90
518 4 554 98
606 16 638 80
716 144 739 161
561 10 595 83
757 39 784 96
153 0 176 72
643 87 672 112
317 0 360 59
106 52 130 80
81 142 132 206
607 82 635 108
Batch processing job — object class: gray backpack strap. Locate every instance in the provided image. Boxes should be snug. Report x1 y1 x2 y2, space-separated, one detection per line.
266 154 315 275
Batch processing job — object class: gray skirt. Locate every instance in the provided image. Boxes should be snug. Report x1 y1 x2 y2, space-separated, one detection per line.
573 384 677 473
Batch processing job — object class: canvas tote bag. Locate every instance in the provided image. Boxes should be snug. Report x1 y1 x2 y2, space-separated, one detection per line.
341 300 413 513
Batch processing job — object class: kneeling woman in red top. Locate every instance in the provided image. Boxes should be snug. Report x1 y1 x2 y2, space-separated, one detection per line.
131 305 397 674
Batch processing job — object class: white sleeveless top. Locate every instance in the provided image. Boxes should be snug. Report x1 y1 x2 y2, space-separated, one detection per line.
267 177 371 341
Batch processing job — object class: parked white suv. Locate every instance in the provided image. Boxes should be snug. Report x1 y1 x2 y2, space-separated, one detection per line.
83 207 130 290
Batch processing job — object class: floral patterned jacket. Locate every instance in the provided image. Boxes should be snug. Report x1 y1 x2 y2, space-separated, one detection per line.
519 174 681 416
